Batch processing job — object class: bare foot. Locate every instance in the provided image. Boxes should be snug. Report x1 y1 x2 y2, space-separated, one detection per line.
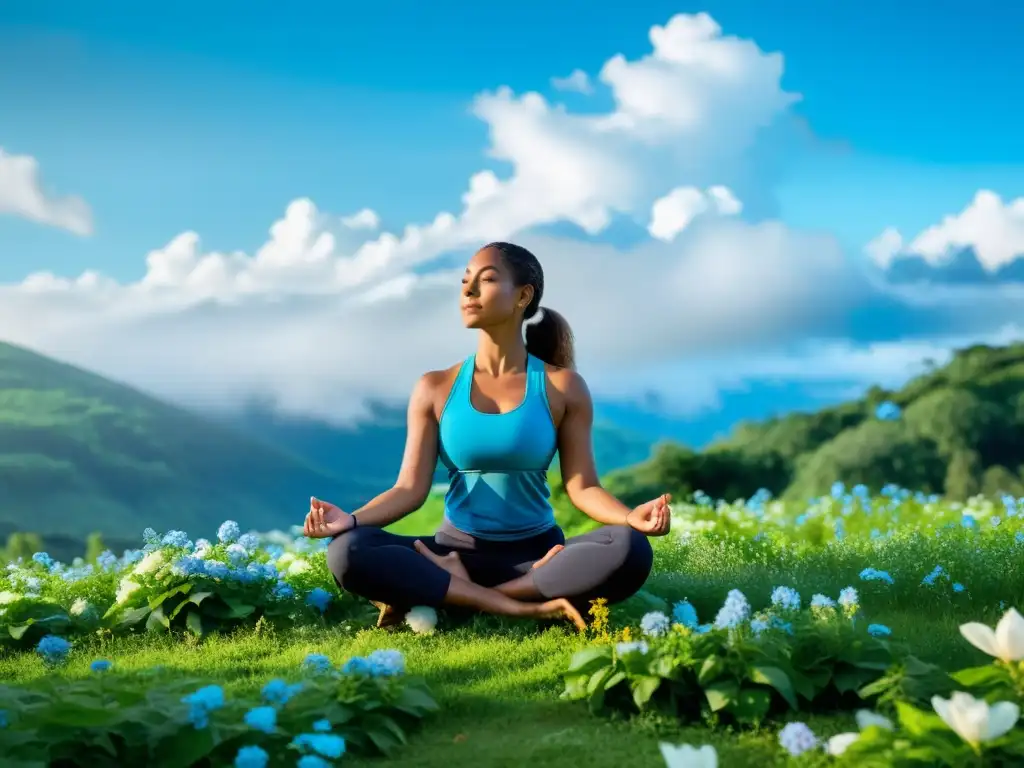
371 601 406 629
414 540 472 582
531 544 564 570
530 598 587 631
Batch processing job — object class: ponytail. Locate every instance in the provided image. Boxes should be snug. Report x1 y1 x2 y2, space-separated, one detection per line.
525 306 575 370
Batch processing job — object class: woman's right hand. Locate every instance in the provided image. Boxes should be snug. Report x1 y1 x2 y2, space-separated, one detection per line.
303 497 355 538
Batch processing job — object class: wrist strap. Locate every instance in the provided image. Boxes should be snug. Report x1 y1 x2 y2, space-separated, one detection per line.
350 515 359 529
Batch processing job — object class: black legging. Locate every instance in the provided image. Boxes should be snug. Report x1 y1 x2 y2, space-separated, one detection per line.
326 520 654 609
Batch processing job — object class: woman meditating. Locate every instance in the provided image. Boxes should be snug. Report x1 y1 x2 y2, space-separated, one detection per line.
303 242 671 629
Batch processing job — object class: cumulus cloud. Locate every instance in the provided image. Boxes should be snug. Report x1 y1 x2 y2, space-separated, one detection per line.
0 148 93 235
867 191 1024 276
551 69 593 94
0 12 881 424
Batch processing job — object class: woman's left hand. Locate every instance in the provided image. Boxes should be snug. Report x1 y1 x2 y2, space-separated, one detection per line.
626 493 672 537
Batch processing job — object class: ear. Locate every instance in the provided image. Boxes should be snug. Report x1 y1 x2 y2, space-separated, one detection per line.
517 283 535 310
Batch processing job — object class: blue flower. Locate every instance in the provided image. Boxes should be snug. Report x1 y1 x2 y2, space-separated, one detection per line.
312 718 331 732
830 482 845 499
234 745 269 768
305 587 332 613
261 678 303 705
162 530 193 549
367 649 405 677
953 582 965 593
639 611 670 637
713 589 750 629
296 757 331 768
181 684 225 729
921 565 946 586
302 654 333 674
291 733 346 759
962 515 976 529
272 580 294 600
204 561 230 579
36 635 71 665
142 527 158 543
875 400 901 421
769 617 794 635
32 552 55 570
615 641 649 656
243 705 277 734
750 618 769 635
770 586 801 611
0 709 8 728
218 520 241 544
779 721 819 756
671 600 699 629
859 568 894 585
122 549 144 564
810 594 835 609
838 587 859 610
90 659 112 673
237 533 259 553
96 550 118 571
867 624 892 638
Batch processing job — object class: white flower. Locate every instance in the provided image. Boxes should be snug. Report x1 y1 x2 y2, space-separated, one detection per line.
959 607 1024 663
132 550 165 576
0 591 21 605
931 691 1020 746
855 709 894 731
825 732 860 756
115 579 141 604
405 606 438 635
287 559 310 575
70 598 94 617
277 552 296 568
659 742 717 768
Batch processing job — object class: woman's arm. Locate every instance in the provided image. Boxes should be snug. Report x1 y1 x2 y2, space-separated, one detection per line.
556 372 634 526
349 374 440 528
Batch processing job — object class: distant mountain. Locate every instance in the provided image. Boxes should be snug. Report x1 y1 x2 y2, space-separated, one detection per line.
0 342 379 542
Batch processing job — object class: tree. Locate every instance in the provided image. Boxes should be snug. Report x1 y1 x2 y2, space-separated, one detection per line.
4 531 45 563
85 531 107 563
945 450 982 500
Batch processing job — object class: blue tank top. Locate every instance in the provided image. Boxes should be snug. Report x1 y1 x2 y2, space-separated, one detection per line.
438 354 558 541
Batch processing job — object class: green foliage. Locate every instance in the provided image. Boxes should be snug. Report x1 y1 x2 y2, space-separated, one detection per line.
0 659 438 766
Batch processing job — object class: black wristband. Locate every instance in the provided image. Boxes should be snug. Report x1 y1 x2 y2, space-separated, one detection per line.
350 515 358 529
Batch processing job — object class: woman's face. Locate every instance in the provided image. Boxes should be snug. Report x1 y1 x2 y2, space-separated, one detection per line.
460 247 532 329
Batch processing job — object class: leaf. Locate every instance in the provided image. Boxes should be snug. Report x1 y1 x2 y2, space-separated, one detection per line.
218 596 256 619
749 666 798 710
152 725 216 768
729 687 772 724
834 668 873 694
148 583 192 611
392 684 440 717
895 700 946 737
115 606 152 629
186 610 205 637
631 675 662 710
168 591 213 620
145 605 169 633
703 681 737 712
789 668 823 701
697 655 724 686
565 645 613 676
951 664 1008 689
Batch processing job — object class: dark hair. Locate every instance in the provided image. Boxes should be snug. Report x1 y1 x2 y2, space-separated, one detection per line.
483 241 575 370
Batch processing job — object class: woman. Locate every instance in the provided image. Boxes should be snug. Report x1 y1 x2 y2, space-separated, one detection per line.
303 242 671 630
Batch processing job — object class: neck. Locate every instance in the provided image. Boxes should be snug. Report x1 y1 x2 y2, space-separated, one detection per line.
475 324 527 375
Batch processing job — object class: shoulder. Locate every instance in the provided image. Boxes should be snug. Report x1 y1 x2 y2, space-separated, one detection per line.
542 363 591 406
412 362 465 413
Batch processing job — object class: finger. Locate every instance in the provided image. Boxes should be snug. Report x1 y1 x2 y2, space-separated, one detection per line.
303 513 312 537
316 504 325 529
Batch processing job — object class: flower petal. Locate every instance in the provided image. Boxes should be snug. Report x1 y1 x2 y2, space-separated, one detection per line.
983 701 1020 742
959 622 1001 659
855 709 894 731
932 695 955 732
994 608 1024 662
826 732 860 756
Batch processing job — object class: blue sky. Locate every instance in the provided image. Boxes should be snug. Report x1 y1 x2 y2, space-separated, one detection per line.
1 1 1022 440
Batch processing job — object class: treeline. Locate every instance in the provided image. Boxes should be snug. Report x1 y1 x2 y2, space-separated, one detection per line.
1 528 138 565
605 343 1024 506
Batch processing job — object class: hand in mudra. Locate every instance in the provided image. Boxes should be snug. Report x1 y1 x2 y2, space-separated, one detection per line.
626 493 672 537
303 497 354 538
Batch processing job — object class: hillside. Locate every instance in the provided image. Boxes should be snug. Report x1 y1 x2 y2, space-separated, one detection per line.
0 342 380 541
606 342 1024 505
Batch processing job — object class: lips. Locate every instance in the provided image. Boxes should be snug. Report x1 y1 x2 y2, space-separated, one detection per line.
462 304 482 312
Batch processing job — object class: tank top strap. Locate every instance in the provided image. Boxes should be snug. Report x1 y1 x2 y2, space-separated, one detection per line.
527 354 551 411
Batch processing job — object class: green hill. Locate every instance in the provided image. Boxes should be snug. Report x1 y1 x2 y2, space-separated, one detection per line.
605 342 1024 505
0 342 380 542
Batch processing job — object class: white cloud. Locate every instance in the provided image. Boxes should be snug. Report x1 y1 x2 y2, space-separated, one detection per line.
0 148 93 235
867 191 1024 272
551 69 593 94
648 185 743 241
0 13 868 424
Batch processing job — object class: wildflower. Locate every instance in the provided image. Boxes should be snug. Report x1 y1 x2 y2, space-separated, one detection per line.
142 527 158 543
367 649 405 676
826 732 860 756
90 659 112 673
291 733 347 759
342 656 373 676
115 579 142 604
181 684 225 729
288 559 311 575
312 718 331 732
953 582 965 593
243 705 277 734
750 618 768 635
305 587 332 613
162 530 193 549
831 481 845 498
272 580 295 600
218 520 241 544
405 605 438 634
32 552 55 570
234 745 269 768
671 600 699 629
70 598 95 618
640 611 671 637
875 400 901 420
659 742 718 768
204 561 230 580
959 607 1024 663
261 678 303 705
770 586 801 612
302 654 333 674
713 589 750 629
856 710 894 730
931 692 1019 747
226 544 248 565
133 550 165 576
859 568 894 585
778 722 818 756
615 641 649 656
237 532 259 552
768 616 794 635
296 757 331 768
96 550 118 571
921 565 946 586
838 587 859 612
867 624 892 638
810 594 835 609
36 635 71 665
0 709 7 728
